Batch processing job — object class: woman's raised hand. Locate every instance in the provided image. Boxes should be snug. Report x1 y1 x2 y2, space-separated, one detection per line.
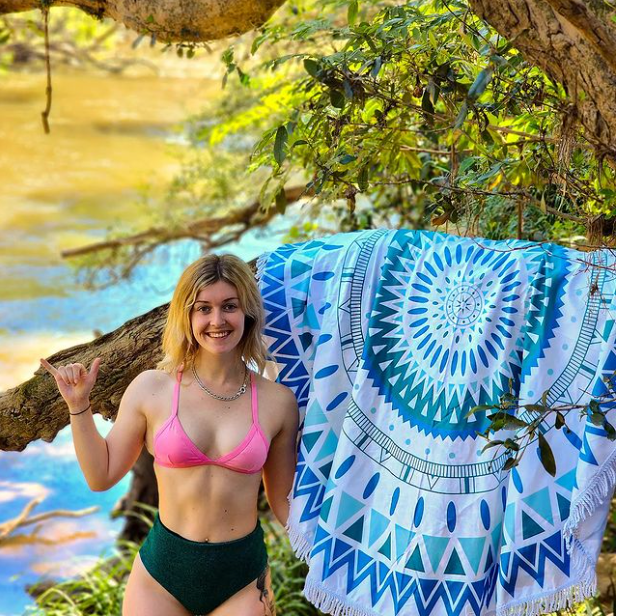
40 357 101 412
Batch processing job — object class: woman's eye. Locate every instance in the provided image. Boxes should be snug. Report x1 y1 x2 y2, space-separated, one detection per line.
225 304 237 310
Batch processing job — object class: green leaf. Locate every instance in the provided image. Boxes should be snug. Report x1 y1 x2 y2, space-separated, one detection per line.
221 46 234 66
502 457 518 471
251 31 270 55
589 399 601 413
489 418 506 432
455 101 468 128
343 79 354 100
236 67 250 86
458 156 477 174
524 404 546 413
504 438 520 452
348 0 359 25
421 89 434 116
590 411 605 426
554 413 565 429
371 57 382 78
503 416 529 430
329 89 345 108
468 66 494 100
339 154 357 164
274 126 288 165
538 432 556 476
464 404 495 418
604 421 616 441
465 404 495 418
481 439 504 453
304 58 319 78
275 187 288 214
487 412 509 422
358 167 369 191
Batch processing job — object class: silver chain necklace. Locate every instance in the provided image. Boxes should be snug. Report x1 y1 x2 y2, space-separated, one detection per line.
191 364 249 401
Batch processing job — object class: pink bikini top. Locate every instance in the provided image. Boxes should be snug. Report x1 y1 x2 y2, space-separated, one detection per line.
153 370 270 474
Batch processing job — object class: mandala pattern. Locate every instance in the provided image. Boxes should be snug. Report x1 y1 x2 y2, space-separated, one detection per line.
257 230 616 616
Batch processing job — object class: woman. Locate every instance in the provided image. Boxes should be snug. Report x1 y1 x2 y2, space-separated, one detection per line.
41 254 299 616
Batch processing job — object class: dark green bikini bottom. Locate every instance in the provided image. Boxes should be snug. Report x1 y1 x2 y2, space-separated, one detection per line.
138 513 268 615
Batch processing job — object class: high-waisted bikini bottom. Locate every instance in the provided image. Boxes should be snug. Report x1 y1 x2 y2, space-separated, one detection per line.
138 513 268 615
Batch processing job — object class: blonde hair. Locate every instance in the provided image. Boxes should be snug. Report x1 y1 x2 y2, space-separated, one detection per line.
158 254 270 374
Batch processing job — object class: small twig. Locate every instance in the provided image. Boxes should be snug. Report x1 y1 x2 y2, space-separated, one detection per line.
0 497 43 540
41 6 52 134
0 497 100 542
60 185 309 259
16 506 100 529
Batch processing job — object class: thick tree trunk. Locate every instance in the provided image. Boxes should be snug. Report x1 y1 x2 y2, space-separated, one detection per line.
0 303 167 451
0 0 286 42
0 303 167 540
467 0 615 161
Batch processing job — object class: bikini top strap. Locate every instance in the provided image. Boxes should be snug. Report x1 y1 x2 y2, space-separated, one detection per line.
172 367 183 417
250 372 258 424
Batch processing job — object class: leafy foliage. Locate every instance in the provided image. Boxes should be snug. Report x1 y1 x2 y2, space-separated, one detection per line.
60 0 614 286
188 0 614 239
467 384 616 477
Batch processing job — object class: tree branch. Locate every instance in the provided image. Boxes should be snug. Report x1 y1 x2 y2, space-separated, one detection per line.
0 303 168 451
60 185 309 259
0 0 287 42
0 497 98 543
544 0 615 69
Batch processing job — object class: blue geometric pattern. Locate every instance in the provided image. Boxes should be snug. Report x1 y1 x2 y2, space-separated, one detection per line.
257 230 616 616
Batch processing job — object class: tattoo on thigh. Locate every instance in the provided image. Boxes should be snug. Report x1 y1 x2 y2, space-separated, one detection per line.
256 566 276 616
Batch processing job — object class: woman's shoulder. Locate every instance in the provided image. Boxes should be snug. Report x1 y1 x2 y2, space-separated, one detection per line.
127 369 176 395
254 372 298 409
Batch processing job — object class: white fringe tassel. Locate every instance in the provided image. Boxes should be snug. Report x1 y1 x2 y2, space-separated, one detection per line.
497 572 597 616
562 451 616 553
304 577 380 616
286 453 613 616
285 521 313 564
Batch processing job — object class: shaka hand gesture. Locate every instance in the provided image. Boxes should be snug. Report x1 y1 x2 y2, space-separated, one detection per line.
40 357 101 412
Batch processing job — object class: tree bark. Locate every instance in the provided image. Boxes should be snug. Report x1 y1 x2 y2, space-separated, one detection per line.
467 0 615 161
0 0 286 42
0 302 167 451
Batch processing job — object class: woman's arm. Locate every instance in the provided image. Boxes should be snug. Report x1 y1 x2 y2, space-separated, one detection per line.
41 358 148 492
262 385 299 527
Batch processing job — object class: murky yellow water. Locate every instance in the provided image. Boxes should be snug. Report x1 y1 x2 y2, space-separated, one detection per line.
1 65 217 249
0 52 220 378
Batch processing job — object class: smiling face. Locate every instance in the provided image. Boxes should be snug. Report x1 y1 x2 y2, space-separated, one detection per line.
190 280 246 357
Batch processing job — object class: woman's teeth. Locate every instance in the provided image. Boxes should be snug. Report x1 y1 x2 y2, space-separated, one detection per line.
206 331 231 338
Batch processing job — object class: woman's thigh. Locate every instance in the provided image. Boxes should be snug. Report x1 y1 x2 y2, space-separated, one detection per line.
123 552 193 616
207 564 276 616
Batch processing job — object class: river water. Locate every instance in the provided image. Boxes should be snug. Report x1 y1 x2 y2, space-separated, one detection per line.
0 53 293 614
